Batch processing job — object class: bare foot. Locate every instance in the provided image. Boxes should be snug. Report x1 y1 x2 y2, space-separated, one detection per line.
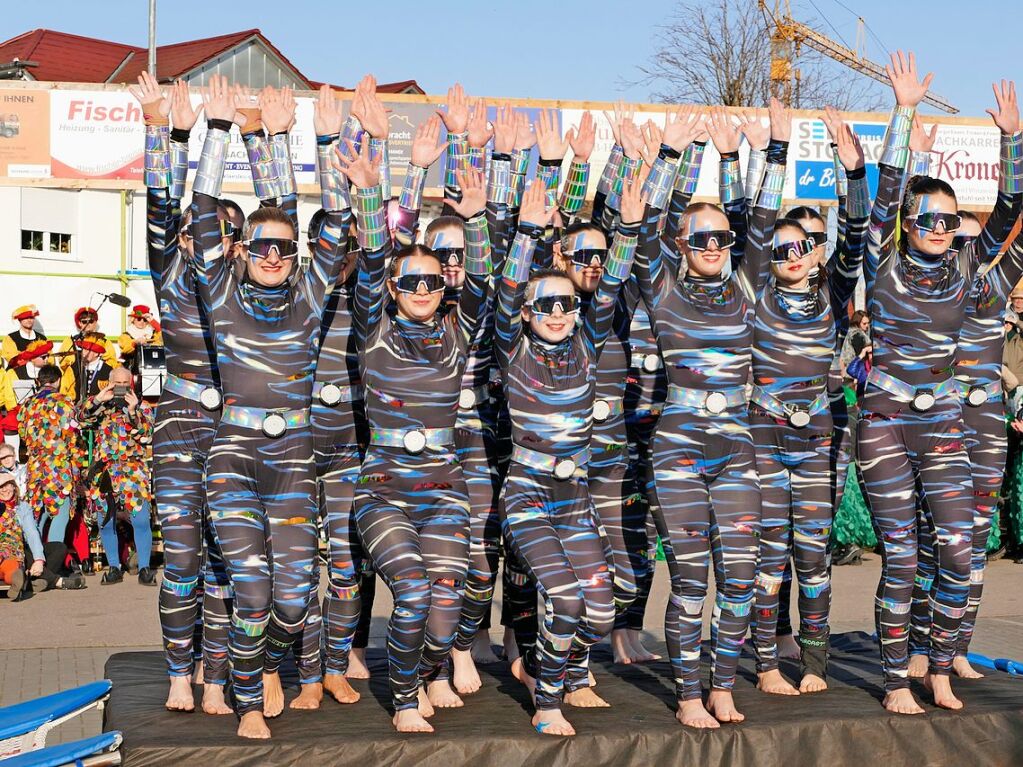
799 673 827 693
201 684 233 715
588 670 597 688
427 679 464 709
191 665 205 686
882 688 925 715
611 629 635 664
907 653 929 679
510 656 536 705
166 675 195 712
706 689 745 723
237 711 271 739
471 632 500 664
417 686 436 719
924 672 964 710
503 628 520 664
393 708 434 733
676 699 720 729
289 682 323 710
564 687 611 708
532 708 576 736
347 648 371 680
627 629 662 662
452 648 483 695
952 655 984 679
757 669 800 696
777 634 800 660
262 672 285 719
324 673 361 704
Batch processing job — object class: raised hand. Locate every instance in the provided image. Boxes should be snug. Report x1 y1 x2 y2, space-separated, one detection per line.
449 168 486 218
439 83 470 134
662 104 704 152
352 75 389 139
202 75 239 124
493 104 517 154
822 106 865 170
333 138 381 189
313 83 344 136
640 119 663 166
535 109 569 161
620 172 647 225
768 97 791 142
513 112 536 151
128 71 169 124
737 109 769 151
602 100 635 146
909 113 939 153
986 79 1020 135
884 50 934 108
467 99 494 149
569 111 596 162
169 80 201 131
706 107 741 154
233 84 260 132
260 86 296 135
620 118 644 161
519 180 555 228
411 114 445 168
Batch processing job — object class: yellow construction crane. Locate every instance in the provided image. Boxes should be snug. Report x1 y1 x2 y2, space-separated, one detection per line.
759 0 959 114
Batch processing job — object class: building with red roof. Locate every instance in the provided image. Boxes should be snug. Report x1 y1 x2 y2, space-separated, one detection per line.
0 28 423 93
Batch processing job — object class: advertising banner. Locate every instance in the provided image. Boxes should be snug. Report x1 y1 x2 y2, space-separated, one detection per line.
0 88 50 178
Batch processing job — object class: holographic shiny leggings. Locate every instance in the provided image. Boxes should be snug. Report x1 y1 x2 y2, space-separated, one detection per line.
501 465 615 711
648 405 761 702
153 393 231 682
909 398 1005 659
205 422 319 715
353 447 470 711
749 409 833 679
857 405 974 691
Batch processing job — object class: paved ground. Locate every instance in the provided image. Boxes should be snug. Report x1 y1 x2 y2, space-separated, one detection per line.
2 555 1021 746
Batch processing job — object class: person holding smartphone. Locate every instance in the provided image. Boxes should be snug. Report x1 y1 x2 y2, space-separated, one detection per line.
78 366 155 586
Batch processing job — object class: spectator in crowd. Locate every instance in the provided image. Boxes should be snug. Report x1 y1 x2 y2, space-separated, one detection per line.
18 364 81 546
0 470 85 599
78 366 155 586
840 310 873 394
1 305 46 368
0 443 25 495
1002 300 1023 392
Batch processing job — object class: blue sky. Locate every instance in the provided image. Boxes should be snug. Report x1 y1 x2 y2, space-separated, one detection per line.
2 0 1014 118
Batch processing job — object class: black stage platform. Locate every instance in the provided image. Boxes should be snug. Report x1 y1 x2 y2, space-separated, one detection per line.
104 632 1023 767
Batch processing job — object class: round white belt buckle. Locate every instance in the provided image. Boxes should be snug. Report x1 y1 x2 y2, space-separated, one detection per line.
704 391 728 415
403 430 427 455
788 409 811 428
642 354 661 373
459 389 477 410
553 458 577 480
318 383 343 407
911 390 936 412
262 413 288 438
199 387 222 411
593 399 611 422
966 387 988 407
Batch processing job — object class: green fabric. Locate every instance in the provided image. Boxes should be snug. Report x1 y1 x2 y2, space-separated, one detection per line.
834 465 877 548
1002 443 1023 547
987 507 1001 551
843 384 858 408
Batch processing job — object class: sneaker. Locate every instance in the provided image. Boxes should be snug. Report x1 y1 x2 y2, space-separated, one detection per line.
101 566 124 585
138 567 157 586
834 544 862 567
61 572 87 590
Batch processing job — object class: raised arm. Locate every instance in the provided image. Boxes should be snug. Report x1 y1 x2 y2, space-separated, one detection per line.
446 169 493 346
495 182 553 372
976 81 1023 262
583 178 641 361
440 83 471 207
707 107 748 270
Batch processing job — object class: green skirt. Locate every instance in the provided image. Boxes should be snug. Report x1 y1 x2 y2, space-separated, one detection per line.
833 465 877 548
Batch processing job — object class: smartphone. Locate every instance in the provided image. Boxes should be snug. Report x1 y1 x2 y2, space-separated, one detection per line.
113 384 128 397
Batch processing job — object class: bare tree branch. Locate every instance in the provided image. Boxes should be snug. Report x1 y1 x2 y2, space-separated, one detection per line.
624 0 886 111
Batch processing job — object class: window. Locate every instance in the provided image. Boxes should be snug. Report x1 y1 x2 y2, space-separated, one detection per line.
50 233 72 254
21 229 43 251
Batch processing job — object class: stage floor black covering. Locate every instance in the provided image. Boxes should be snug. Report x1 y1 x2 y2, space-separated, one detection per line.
104 632 1023 767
